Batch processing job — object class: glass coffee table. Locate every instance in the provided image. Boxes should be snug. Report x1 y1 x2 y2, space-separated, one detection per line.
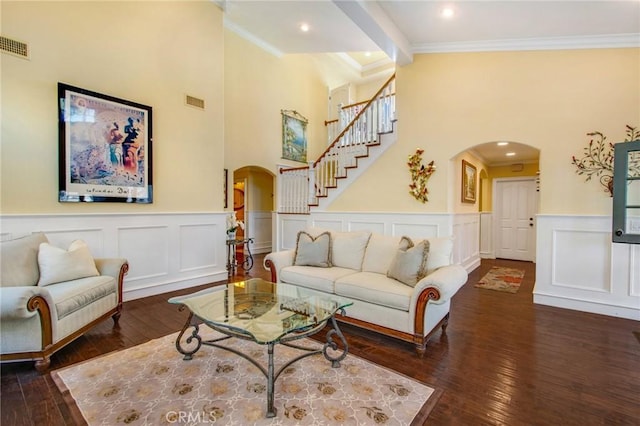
168 278 353 418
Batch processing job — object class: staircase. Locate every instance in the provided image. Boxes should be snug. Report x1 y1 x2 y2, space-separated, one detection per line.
278 74 396 213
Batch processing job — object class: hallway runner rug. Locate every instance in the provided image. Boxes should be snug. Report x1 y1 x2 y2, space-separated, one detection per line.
51 330 441 425
475 266 525 293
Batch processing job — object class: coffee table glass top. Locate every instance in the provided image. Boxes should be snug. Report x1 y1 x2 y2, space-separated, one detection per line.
168 278 353 344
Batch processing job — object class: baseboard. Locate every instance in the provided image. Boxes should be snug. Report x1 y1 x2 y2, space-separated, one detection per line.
123 272 228 301
462 257 481 273
533 292 640 321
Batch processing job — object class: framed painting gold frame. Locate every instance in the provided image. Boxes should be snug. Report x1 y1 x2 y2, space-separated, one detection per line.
281 109 308 163
461 159 477 204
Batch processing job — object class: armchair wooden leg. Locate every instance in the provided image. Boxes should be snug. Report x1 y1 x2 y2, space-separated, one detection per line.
34 356 50 373
112 311 121 325
441 313 450 333
414 342 427 358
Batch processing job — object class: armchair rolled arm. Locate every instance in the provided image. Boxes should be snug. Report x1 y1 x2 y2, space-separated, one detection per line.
94 258 128 281
263 250 295 282
0 286 55 320
411 264 468 306
94 258 128 308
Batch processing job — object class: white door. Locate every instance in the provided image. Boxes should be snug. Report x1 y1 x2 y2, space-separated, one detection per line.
328 84 352 121
494 178 538 261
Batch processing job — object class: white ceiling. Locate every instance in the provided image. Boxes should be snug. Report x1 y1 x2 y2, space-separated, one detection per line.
222 1 640 58
220 0 639 165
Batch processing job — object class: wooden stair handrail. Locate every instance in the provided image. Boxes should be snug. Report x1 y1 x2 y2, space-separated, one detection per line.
279 165 309 174
313 73 395 168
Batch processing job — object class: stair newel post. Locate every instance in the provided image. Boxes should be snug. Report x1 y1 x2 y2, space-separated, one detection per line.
307 161 316 208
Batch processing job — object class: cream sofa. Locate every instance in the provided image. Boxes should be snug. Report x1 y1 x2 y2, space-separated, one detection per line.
264 229 468 355
0 233 128 372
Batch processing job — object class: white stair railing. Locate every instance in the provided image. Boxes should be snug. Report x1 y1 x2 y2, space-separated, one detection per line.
278 74 396 213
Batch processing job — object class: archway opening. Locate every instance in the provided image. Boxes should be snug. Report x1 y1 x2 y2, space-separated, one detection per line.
232 165 276 257
451 141 540 262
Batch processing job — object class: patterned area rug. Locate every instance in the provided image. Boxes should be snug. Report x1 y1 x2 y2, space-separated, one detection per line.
51 330 440 425
475 266 525 293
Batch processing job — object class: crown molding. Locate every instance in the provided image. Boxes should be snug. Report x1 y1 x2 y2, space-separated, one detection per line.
412 33 640 54
223 17 284 58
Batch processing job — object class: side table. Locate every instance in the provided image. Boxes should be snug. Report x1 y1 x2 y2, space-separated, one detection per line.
226 237 254 275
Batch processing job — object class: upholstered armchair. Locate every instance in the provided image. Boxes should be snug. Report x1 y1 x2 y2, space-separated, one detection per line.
0 233 128 372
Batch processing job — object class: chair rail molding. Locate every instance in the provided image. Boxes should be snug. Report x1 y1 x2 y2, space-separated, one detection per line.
0 212 230 301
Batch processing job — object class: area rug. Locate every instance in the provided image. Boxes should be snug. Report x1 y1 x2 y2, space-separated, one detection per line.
475 266 525 293
51 330 441 425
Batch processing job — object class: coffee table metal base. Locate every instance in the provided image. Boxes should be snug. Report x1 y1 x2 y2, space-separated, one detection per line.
174 309 349 418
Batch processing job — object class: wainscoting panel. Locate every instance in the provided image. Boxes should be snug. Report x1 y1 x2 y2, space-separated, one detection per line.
535 215 639 320
118 225 170 282
179 223 217 272
278 216 310 251
312 218 343 231
630 245 640 297
480 212 493 258
349 220 386 234
0 213 229 301
37 228 105 257
248 211 272 254
274 212 478 272
453 213 481 271
551 229 611 292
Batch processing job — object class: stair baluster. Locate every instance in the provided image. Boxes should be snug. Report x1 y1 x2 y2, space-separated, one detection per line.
279 74 396 213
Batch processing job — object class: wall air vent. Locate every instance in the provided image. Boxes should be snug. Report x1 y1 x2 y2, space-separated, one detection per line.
185 95 205 110
0 36 29 59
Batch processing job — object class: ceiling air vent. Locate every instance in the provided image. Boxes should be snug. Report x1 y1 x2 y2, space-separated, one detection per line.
0 36 29 59
185 95 205 110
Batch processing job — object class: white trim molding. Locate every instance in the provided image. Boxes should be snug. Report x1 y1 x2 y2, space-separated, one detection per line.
0 213 230 301
535 214 640 321
274 211 480 273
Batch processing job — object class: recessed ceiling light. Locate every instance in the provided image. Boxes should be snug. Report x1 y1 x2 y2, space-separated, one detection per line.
299 23 310 32
441 6 455 19
506 152 516 157
364 51 371 57
497 142 509 146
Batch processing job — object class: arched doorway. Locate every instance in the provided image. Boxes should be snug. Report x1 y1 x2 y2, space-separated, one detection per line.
232 166 275 256
453 141 540 261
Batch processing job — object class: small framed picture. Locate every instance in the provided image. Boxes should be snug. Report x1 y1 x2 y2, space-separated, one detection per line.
461 159 477 203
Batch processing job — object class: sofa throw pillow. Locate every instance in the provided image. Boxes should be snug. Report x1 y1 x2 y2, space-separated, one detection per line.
424 236 454 275
37 240 100 286
1 232 49 287
331 231 371 271
293 231 332 267
387 236 430 287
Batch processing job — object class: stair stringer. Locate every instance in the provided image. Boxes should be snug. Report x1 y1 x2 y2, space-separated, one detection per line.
311 125 397 211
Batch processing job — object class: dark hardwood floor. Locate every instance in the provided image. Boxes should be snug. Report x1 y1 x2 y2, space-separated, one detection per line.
2 256 639 425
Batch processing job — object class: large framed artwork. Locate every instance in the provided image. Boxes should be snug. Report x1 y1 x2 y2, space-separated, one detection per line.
281 109 308 163
461 159 477 204
58 83 153 203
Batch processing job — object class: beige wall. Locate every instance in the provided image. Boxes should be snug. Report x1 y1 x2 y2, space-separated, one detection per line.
1 1 224 213
224 30 329 178
329 48 639 215
355 76 392 103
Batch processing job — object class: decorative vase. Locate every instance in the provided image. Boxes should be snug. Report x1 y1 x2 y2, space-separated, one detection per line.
227 230 236 240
